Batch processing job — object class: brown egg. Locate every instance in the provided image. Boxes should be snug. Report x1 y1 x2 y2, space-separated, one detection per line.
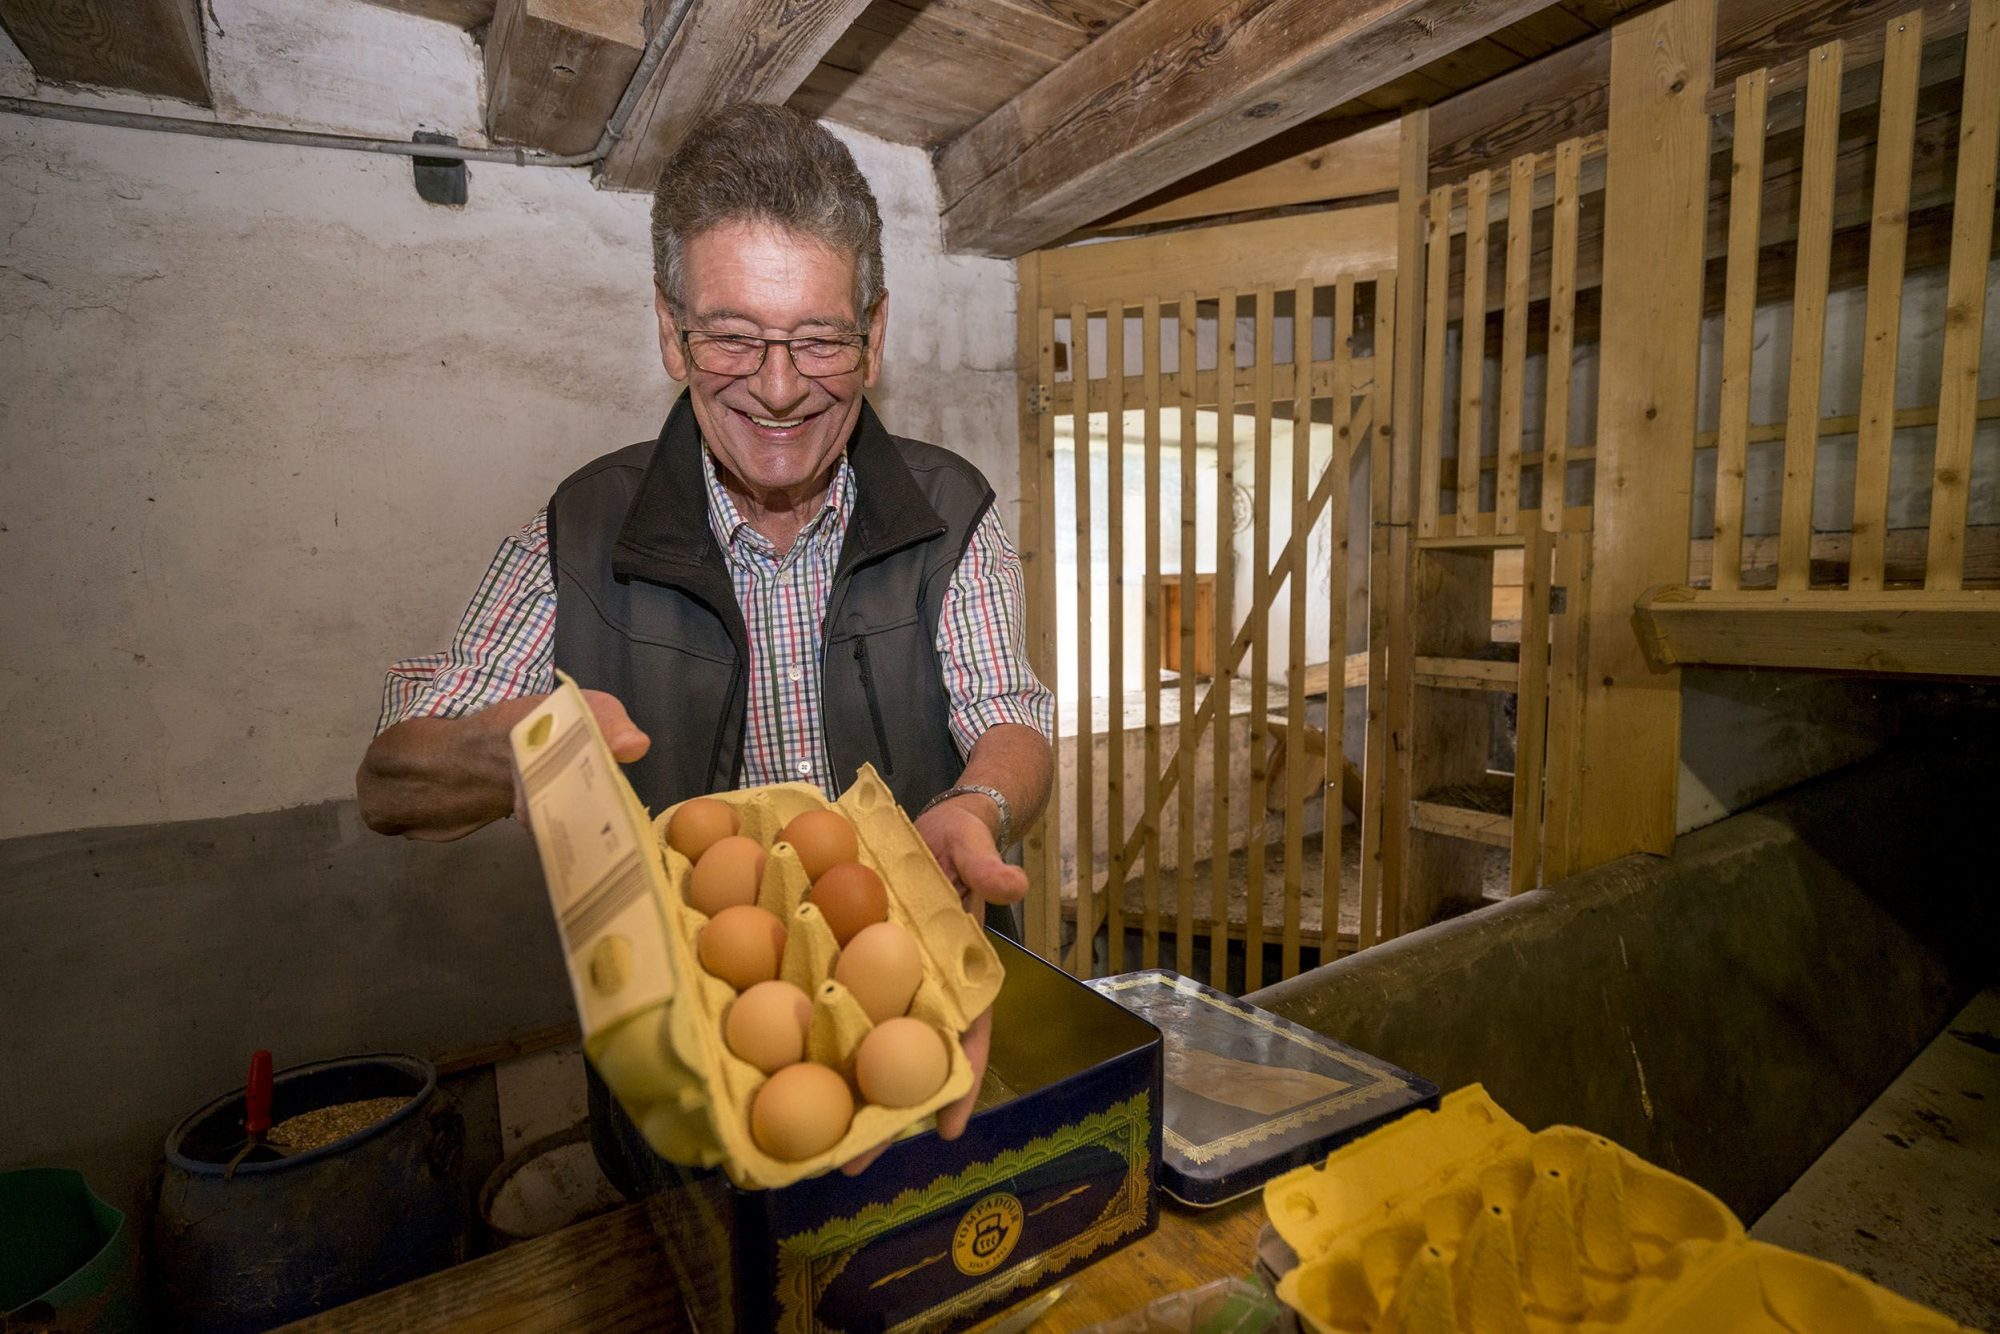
833 920 923 1024
724 980 813 1074
855 1017 951 1108
688 835 766 917
809 861 889 946
781 809 858 882
697 904 787 991
751 1062 854 1162
665 796 739 863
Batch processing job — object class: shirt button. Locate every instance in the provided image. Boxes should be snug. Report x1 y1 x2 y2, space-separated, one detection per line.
796 761 812 776
788 666 802 682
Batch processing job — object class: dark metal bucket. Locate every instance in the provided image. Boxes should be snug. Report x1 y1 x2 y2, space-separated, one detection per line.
154 1053 466 1331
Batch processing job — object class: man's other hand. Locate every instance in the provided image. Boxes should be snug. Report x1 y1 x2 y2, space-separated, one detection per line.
840 1006 991 1176
510 689 650 827
914 796 1027 911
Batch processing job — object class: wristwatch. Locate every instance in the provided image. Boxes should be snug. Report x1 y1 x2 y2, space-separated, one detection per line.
921 783 1015 850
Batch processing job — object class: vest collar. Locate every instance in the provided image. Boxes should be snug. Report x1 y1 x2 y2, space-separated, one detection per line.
610 391 943 587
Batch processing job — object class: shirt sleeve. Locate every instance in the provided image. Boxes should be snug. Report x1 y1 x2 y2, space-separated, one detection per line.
935 507 1057 755
373 511 558 735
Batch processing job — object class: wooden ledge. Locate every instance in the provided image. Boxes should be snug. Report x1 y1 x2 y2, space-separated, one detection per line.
1634 585 2000 677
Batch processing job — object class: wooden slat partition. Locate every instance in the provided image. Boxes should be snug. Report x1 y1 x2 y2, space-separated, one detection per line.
1024 288 1061 960
1419 186 1452 539
1070 303 1095 977
1105 304 1128 974
1540 138 1581 535
1712 67 1768 594
1926 0 1999 591
1282 280 1314 982
1850 13 1923 592
1324 277 1356 959
1776 39 1845 593
1141 298 1163 970
1210 289 1236 989
1175 293 1199 978
1245 286 1276 992
1456 171 1492 537
1496 155 1533 535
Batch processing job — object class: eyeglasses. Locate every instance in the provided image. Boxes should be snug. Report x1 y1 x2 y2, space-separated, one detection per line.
680 330 869 378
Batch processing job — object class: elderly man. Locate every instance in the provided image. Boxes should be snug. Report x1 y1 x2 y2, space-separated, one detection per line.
356 104 1053 1188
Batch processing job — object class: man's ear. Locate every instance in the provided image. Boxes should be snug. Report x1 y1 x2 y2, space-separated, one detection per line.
862 291 887 389
656 287 689 382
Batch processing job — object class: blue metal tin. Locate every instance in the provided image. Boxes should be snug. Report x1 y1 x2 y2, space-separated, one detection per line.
1085 971 1439 1206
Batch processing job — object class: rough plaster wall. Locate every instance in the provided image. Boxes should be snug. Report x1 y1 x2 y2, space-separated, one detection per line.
0 0 1018 841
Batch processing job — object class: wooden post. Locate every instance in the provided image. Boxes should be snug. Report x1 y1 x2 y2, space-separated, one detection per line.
1283 279 1315 981
1456 172 1492 537
1496 154 1534 535
1712 68 1768 594
1510 524 1551 894
1850 13 1923 592
1176 293 1199 977
1015 256 1062 962
1418 186 1452 541
1210 291 1237 988
1245 286 1277 991
1574 0 1714 866
1142 298 1164 969
1106 304 1128 972
1540 138 1581 535
1070 303 1095 977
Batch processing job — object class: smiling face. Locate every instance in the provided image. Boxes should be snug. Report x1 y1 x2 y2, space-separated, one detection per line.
657 219 886 538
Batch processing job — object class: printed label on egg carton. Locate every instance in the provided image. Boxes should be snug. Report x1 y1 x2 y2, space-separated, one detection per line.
1262 1084 1970 1333
509 674 1006 1191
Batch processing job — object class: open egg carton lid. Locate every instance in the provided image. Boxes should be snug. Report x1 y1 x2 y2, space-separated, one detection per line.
1083 971 1438 1206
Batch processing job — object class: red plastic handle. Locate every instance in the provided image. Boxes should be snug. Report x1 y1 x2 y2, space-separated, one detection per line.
245 1050 273 1136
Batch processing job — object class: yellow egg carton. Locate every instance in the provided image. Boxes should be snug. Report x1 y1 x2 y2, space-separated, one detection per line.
1264 1085 1971 1333
509 673 1004 1191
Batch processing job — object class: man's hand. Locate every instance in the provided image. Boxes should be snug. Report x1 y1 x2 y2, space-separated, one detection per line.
915 796 1028 911
840 1007 991 1176
510 690 651 827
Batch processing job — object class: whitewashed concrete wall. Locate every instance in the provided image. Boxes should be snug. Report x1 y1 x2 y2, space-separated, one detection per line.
0 0 1017 841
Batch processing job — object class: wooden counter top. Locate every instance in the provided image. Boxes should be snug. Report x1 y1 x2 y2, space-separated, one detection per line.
289 1189 1270 1332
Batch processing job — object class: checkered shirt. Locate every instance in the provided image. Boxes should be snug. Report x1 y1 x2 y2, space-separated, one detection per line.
376 450 1053 796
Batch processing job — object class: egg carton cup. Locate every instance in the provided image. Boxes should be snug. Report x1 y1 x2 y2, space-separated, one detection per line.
511 674 1004 1191
1263 1085 1969 1333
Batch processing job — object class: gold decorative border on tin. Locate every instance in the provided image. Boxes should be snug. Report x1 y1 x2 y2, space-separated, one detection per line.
771 1091 1153 1334
1094 973 1422 1164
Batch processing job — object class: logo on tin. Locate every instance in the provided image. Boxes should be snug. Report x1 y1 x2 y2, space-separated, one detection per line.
950 1192 1024 1276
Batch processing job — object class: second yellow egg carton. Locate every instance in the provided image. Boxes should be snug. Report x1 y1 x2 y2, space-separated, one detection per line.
511 674 1003 1191
1264 1084 1970 1333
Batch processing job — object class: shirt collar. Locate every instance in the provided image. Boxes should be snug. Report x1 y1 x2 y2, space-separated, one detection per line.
700 447 855 557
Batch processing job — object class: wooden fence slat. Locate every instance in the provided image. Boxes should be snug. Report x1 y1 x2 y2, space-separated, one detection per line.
1497 154 1534 535
1210 290 1237 989
1850 12 1924 592
1323 275 1356 963
1070 303 1095 977
1927 0 2000 591
1282 279 1315 982
1510 525 1551 894
1026 294 1061 961
1141 297 1164 970
1541 138 1581 534
1392 109 1429 531
1777 40 1845 592
1105 303 1128 973
1245 285 1277 992
1711 68 1768 593
1419 186 1451 539
1374 271 1407 944
1456 172 1492 537
1542 529 1591 882
1176 292 1199 977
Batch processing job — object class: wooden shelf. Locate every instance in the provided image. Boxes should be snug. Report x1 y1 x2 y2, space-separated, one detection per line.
1413 655 1520 691
1635 585 2000 678
1410 799 1513 848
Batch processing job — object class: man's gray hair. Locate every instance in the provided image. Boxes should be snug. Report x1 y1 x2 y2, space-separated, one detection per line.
650 104 885 325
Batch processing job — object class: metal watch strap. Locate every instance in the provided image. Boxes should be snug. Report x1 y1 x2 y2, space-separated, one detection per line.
921 783 1014 850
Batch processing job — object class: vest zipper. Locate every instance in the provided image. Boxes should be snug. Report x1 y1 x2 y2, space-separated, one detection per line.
852 638 894 776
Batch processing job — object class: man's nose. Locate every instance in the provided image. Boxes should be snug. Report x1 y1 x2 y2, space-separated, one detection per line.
749 343 809 412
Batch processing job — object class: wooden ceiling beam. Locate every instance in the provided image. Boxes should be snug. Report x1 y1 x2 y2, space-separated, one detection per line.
485 0 645 157
1429 0 1968 187
350 0 497 27
1091 118 1401 233
934 0 1572 258
598 0 874 192
0 0 208 103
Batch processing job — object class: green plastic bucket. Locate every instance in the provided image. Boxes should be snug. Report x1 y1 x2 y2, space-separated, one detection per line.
0 1168 136 1328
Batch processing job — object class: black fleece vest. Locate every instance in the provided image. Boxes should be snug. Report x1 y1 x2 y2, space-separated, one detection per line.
545 394 994 816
